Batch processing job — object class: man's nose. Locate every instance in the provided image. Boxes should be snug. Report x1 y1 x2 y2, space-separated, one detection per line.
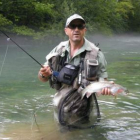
74 27 79 31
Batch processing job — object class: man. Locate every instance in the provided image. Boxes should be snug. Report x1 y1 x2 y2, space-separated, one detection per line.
38 14 111 124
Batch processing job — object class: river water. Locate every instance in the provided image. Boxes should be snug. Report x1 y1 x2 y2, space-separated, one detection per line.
0 34 140 140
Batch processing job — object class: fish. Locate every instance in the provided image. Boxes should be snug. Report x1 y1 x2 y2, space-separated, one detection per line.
81 81 129 99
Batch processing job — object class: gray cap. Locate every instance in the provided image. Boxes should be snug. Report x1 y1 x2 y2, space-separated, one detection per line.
65 14 85 27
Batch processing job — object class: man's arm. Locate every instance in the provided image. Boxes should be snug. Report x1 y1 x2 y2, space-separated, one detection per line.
97 51 113 95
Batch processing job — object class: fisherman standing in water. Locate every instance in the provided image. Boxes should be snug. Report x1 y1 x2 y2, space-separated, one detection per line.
38 14 111 125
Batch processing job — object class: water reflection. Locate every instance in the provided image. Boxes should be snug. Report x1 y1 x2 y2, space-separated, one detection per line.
0 35 140 140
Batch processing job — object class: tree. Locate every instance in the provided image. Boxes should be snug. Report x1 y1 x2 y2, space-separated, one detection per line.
0 0 56 37
129 0 140 32
0 0 139 37
0 14 12 27
115 0 134 32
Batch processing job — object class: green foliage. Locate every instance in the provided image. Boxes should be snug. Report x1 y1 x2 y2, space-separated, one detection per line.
60 0 77 19
12 26 35 36
33 2 56 27
0 0 140 38
84 0 117 34
115 1 134 32
129 0 140 32
0 0 55 27
116 1 134 19
0 14 12 26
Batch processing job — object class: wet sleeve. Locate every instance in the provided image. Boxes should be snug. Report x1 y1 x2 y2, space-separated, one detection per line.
97 51 108 79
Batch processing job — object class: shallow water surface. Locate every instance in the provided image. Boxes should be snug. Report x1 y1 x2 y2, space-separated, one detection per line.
0 35 140 140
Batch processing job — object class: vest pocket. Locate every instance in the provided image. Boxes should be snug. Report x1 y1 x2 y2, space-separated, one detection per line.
57 64 79 85
85 59 99 81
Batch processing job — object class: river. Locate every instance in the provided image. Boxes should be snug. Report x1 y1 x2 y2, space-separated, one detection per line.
0 34 140 140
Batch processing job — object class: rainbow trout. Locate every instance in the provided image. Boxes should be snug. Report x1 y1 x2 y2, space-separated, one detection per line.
81 81 129 99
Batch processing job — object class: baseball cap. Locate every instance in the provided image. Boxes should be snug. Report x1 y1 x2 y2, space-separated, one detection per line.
65 14 85 27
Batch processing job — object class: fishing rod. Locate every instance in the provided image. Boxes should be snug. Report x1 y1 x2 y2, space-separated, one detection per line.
0 30 44 68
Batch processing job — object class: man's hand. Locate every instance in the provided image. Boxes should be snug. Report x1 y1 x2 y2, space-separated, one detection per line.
101 87 112 95
38 66 52 82
101 81 115 95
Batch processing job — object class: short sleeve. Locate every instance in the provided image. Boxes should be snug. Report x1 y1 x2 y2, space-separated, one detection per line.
97 51 108 79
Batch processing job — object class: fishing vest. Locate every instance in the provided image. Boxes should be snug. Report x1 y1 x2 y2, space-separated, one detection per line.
48 40 100 91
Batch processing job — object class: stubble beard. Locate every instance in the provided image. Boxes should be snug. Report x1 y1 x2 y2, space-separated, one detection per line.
72 35 83 43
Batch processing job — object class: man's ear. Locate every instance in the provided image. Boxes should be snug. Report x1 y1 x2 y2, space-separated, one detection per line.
83 28 87 36
64 28 68 35
85 28 87 32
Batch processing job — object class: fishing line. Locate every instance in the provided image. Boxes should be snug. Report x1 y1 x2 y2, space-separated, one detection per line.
0 44 9 77
0 30 43 68
30 88 53 131
31 110 41 132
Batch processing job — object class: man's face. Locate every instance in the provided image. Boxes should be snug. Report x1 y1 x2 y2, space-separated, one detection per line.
65 19 86 43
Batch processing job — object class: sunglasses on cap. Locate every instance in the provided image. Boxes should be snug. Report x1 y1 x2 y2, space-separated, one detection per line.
67 24 86 30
